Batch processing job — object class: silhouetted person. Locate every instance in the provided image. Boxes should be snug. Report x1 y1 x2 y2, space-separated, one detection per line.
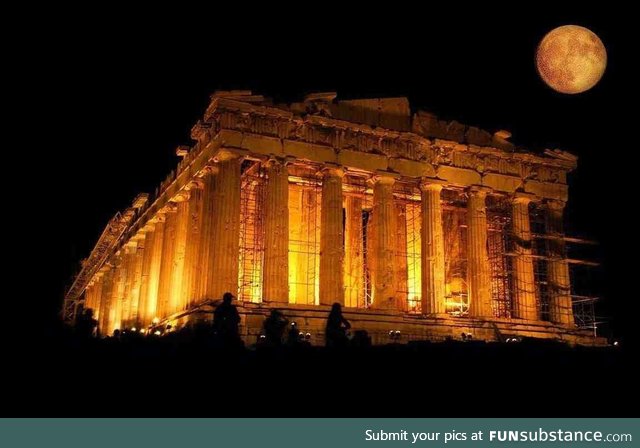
287 321 301 346
263 309 288 346
325 302 351 348
76 308 98 339
213 292 241 347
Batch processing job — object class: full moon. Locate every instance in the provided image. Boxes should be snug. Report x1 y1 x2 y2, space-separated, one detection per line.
536 25 607 94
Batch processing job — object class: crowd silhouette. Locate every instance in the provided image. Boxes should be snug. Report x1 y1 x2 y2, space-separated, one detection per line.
31 291 627 417
81 293 360 350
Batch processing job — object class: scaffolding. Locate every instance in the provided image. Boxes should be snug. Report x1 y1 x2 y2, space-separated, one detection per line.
343 177 368 309
288 167 321 305
238 161 266 303
526 204 549 321
63 211 133 323
526 203 600 331
487 196 514 319
442 189 469 316
362 193 373 309
394 183 422 313
343 176 374 308
237 160 601 333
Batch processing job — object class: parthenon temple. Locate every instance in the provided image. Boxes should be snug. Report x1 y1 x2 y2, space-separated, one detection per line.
65 91 602 345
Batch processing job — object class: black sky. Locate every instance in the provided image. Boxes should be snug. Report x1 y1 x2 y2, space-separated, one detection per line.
32 6 635 342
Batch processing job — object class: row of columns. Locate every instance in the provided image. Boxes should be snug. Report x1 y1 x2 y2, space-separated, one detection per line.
254 164 573 325
84 156 574 336
84 156 243 335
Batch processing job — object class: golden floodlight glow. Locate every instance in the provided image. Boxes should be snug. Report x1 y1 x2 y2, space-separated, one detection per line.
536 25 607 94
288 184 321 305
72 90 597 345
406 202 422 312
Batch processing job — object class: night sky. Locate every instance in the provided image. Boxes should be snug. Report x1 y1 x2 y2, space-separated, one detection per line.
36 7 634 343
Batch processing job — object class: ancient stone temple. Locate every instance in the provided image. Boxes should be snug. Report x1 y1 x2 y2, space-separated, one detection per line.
65 91 602 345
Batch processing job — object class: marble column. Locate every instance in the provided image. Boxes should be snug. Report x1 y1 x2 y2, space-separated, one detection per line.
137 226 156 326
319 167 345 306
92 274 104 321
207 156 242 300
420 180 446 315
128 236 145 324
395 202 408 312
546 200 574 326
197 167 218 301
98 266 114 337
182 181 204 308
344 194 365 308
84 284 95 313
120 243 137 326
511 193 539 321
467 186 493 318
170 195 190 314
157 205 177 318
110 256 126 334
263 158 290 303
145 216 166 323
371 175 397 309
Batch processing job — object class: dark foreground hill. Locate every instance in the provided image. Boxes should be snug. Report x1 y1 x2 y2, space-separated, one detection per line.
6 327 637 417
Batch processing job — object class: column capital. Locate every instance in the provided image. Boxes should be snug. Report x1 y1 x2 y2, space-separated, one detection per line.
172 190 190 202
131 230 146 242
512 192 537 205
111 255 123 267
160 203 178 214
125 240 139 250
265 157 292 176
214 149 246 163
321 165 345 178
467 185 492 198
420 177 447 192
185 179 205 191
150 213 167 224
265 155 289 166
546 199 566 211
369 172 397 187
198 164 220 178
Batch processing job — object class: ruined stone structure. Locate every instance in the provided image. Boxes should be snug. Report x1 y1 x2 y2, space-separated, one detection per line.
65 91 602 345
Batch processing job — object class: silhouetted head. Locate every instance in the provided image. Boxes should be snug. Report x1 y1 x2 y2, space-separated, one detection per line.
84 308 94 318
331 303 342 313
222 292 235 304
270 309 282 318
